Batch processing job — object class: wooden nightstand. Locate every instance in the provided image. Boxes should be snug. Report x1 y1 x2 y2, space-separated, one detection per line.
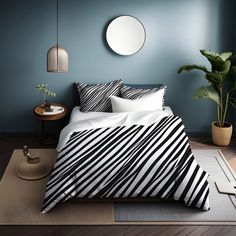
33 103 69 144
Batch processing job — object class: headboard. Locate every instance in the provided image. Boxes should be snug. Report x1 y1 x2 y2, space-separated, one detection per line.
73 83 162 106
125 84 162 89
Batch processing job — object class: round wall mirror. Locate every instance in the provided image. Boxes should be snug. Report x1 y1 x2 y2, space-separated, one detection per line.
106 16 146 56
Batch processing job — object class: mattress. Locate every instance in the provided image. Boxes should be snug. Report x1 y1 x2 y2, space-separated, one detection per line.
69 106 174 123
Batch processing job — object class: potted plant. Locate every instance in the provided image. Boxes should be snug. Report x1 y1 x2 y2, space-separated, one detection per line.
36 84 56 111
178 49 236 146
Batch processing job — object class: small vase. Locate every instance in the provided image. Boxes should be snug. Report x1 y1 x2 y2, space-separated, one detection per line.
44 100 51 112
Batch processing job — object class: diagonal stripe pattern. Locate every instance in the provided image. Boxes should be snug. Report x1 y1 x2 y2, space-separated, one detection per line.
41 116 210 213
121 85 167 110
75 80 123 112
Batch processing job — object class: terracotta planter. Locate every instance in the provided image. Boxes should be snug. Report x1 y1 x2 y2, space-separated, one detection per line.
211 122 233 146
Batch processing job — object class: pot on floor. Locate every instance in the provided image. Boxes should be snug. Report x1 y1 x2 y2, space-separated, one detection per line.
211 121 233 146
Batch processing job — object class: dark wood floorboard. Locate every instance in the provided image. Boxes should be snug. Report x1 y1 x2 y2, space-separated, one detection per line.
0 134 236 236
1 225 236 236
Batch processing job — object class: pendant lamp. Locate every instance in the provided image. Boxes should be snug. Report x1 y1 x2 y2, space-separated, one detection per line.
47 0 68 72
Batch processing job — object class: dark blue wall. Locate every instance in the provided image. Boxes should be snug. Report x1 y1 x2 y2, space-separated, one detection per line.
0 0 235 133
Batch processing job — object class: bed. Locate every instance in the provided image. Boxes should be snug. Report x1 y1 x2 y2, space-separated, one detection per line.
69 105 174 123
41 82 210 213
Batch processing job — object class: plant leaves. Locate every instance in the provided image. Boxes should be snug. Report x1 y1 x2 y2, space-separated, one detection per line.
35 84 55 97
200 49 220 57
205 72 222 84
221 60 231 76
200 49 231 72
228 65 236 81
177 64 209 74
220 52 232 61
193 85 221 106
205 63 230 85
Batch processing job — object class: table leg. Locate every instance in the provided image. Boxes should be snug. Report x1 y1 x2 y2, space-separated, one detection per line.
39 120 45 144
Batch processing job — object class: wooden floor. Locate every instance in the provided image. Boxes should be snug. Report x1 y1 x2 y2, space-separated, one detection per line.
0 134 236 236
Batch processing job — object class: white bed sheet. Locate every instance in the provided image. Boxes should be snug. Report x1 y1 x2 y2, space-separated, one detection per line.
69 106 174 123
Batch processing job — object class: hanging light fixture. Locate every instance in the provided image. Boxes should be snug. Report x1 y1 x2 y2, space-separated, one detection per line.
47 0 68 72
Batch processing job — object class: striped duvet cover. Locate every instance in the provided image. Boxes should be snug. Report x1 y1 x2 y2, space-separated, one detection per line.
41 111 210 213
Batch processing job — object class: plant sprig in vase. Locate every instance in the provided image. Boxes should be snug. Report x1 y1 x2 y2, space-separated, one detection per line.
36 84 56 109
178 49 236 146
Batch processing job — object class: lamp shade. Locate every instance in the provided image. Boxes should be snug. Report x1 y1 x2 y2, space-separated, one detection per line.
47 46 68 72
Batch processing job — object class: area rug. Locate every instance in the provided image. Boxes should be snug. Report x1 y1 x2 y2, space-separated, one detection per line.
0 149 236 225
114 150 236 222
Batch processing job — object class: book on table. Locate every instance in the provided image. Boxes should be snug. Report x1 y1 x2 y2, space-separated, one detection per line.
43 105 64 115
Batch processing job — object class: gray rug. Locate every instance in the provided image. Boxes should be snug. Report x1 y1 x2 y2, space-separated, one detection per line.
114 150 236 222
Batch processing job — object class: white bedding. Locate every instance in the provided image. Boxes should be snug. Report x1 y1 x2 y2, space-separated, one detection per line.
58 108 173 152
69 106 174 124
43 109 210 213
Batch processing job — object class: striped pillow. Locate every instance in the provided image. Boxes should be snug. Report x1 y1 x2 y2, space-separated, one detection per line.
75 80 123 112
121 85 167 110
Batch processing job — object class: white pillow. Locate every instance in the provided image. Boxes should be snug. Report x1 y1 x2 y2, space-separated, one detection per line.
111 89 165 112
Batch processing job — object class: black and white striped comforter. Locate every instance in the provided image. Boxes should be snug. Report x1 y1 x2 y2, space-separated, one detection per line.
41 112 210 213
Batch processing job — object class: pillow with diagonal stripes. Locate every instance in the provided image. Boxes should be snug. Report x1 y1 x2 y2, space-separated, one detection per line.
121 85 167 110
75 80 123 112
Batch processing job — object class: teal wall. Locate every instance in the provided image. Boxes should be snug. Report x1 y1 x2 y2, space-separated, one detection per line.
0 0 235 133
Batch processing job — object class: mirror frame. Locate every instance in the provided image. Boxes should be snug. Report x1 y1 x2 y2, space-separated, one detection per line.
106 15 146 56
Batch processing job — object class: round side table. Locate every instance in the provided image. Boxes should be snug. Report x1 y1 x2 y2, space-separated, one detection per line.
33 103 69 144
